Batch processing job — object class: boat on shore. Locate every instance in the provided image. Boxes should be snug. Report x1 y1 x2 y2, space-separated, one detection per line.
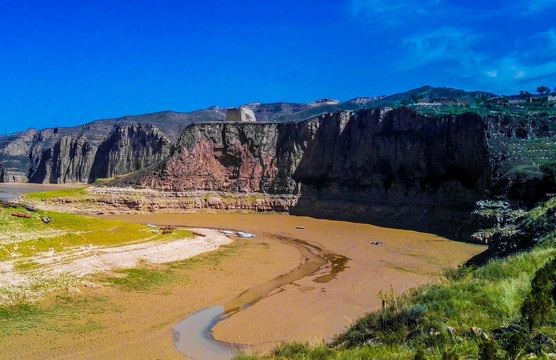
237 232 256 238
11 213 31 218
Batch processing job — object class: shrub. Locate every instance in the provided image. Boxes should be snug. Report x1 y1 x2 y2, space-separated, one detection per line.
478 340 500 360
413 347 427 360
441 349 460 360
521 258 555 331
504 331 526 359
272 342 309 357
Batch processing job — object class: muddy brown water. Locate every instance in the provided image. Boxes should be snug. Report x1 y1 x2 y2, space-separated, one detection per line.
172 234 347 360
0 183 82 201
99 213 485 360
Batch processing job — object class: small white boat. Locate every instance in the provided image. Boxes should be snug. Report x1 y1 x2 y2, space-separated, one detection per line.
236 232 256 238
221 230 235 236
146 224 158 228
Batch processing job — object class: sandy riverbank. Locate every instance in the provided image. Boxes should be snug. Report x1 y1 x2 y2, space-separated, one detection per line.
0 228 231 287
101 214 486 355
0 213 485 359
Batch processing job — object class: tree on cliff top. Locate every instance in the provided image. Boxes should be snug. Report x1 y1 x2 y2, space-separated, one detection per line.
537 86 551 95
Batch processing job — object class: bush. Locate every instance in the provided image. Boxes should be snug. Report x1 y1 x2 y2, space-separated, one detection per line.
272 342 310 357
441 349 460 360
413 347 427 360
504 331 526 359
521 258 555 331
478 340 500 360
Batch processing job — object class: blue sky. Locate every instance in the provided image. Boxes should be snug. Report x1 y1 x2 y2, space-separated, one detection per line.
1 0 555 134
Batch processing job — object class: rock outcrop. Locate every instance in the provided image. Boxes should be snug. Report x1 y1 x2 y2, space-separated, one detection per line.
113 108 491 240
87 124 173 182
0 99 379 183
25 124 174 183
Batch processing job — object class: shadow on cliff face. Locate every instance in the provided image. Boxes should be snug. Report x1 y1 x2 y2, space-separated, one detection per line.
88 124 172 183
288 108 491 241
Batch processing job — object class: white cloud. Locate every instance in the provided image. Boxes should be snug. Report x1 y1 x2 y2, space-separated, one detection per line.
348 0 556 92
399 28 556 93
399 27 480 70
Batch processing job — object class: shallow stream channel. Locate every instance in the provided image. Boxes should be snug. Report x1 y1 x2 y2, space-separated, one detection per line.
172 233 349 360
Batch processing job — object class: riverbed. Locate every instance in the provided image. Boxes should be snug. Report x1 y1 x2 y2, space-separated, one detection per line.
0 191 486 359
99 213 485 358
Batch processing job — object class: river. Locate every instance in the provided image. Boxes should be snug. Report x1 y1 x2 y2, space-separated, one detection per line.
101 213 486 359
0 183 82 201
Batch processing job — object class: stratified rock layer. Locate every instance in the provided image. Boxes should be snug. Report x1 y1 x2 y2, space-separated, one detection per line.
112 108 490 239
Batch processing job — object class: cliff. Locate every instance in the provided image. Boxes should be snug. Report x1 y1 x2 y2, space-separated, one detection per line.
0 100 378 183
25 124 174 183
7 87 555 243
111 108 491 239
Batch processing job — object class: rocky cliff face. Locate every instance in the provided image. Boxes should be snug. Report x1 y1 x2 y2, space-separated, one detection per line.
113 108 490 239
0 100 375 183
0 128 39 181
29 135 97 183
0 110 225 183
25 124 173 183
87 124 173 182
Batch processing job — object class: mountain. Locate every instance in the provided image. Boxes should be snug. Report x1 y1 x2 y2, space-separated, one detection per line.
0 86 503 184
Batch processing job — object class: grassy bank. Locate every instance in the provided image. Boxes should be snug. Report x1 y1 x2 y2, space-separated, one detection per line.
0 204 196 306
0 204 192 261
238 200 556 359
23 187 88 200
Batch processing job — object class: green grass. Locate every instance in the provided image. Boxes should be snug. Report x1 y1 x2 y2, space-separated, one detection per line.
238 198 556 360
24 187 88 200
0 295 110 339
106 268 174 291
0 206 194 260
523 197 556 224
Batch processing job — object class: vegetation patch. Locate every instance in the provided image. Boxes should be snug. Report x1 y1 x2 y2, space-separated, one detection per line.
238 199 556 359
106 268 173 291
0 205 197 305
24 187 88 200
170 239 248 271
0 295 110 339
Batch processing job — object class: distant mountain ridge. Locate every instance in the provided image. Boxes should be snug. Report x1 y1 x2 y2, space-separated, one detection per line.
0 86 499 183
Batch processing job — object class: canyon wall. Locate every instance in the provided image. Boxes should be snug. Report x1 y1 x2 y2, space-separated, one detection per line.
0 110 227 183
113 108 490 239
26 124 174 183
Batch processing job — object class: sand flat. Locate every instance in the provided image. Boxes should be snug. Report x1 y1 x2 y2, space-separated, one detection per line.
0 213 485 359
102 214 485 355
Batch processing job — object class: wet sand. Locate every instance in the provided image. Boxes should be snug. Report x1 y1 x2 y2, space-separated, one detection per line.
100 213 485 356
0 212 485 359
0 218 301 360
